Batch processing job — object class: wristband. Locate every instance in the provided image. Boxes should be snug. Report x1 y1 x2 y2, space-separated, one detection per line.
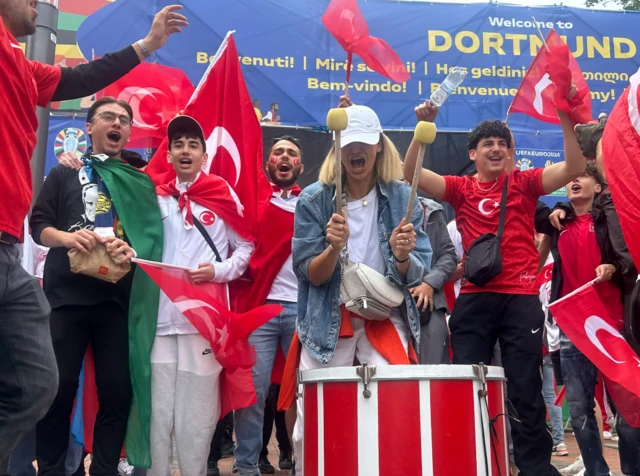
136 39 150 58
394 254 409 264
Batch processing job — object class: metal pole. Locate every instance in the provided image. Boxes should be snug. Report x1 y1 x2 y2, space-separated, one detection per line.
25 0 59 207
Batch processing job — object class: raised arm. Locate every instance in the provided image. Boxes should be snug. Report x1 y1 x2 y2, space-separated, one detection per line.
403 100 446 199
51 5 188 101
540 110 586 195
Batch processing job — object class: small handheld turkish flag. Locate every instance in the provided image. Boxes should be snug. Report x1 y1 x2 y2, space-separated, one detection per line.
509 30 591 124
97 62 194 148
549 281 640 405
322 0 410 83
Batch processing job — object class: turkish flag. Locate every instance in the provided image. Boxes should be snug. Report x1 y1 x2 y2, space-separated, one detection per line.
133 258 282 414
548 282 640 401
96 62 194 149
322 0 410 83
145 32 272 237
509 30 591 124
602 69 640 272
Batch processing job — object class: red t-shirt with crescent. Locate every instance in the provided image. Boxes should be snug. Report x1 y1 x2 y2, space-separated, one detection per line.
443 169 544 295
1 19 61 238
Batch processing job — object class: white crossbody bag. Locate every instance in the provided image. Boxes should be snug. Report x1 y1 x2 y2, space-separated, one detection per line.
339 247 404 321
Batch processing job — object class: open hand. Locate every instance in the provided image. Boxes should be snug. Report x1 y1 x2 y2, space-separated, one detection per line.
410 282 434 312
144 5 189 52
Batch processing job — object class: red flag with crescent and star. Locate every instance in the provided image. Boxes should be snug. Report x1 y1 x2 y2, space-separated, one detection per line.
145 32 272 238
508 29 591 124
133 258 282 416
549 281 640 405
96 62 194 148
321 0 410 83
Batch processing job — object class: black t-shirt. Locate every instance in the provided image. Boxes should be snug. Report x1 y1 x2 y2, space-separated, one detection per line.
30 152 145 311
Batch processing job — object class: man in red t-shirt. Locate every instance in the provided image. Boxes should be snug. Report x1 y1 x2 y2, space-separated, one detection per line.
403 100 585 476
0 1 188 464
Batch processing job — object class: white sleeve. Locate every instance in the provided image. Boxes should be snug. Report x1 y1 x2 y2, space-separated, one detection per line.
447 220 464 262
212 225 254 283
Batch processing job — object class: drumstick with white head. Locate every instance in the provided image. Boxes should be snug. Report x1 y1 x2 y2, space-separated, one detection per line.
326 108 349 214
405 121 437 223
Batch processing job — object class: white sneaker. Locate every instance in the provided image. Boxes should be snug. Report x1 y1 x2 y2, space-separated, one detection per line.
118 458 134 476
559 455 584 475
552 442 569 456
603 430 613 439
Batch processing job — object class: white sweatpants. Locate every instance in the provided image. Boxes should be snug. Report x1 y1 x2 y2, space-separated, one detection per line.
292 314 409 476
148 334 223 476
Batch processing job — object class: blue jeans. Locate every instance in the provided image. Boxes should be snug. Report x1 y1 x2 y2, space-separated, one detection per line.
0 244 58 468
560 337 610 476
542 355 564 446
234 301 297 476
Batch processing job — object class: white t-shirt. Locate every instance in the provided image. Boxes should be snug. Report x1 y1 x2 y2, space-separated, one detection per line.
447 219 464 297
267 192 298 302
346 187 385 274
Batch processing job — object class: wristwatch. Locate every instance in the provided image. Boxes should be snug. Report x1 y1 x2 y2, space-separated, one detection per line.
136 39 150 58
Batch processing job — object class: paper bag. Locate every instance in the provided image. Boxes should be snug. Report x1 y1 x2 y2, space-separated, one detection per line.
68 243 131 283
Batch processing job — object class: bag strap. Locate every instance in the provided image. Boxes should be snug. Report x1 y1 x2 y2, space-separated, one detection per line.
496 174 509 241
172 196 223 263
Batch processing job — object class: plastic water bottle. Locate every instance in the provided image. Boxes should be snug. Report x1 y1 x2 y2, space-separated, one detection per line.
430 66 468 107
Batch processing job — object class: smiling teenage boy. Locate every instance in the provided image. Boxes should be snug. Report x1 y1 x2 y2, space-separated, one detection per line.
403 99 585 476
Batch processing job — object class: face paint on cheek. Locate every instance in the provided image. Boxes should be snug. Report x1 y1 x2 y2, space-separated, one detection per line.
293 159 300 166
269 156 277 164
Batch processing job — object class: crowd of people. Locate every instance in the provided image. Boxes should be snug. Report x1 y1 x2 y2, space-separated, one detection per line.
2 1 640 476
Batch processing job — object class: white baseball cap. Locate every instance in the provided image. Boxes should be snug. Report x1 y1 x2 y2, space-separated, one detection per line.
340 105 383 148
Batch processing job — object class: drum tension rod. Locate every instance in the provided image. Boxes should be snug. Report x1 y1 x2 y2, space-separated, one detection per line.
356 363 377 398
472 363 489 398
295 369 303 400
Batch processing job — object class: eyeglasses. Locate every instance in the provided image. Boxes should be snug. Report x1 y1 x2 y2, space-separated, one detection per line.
95 112 132 127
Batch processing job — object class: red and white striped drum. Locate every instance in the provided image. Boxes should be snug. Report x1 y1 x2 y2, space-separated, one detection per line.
299 364 509 476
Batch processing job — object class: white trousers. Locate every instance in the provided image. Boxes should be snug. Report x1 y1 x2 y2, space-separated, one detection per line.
292 314 409 476
148 334 223 476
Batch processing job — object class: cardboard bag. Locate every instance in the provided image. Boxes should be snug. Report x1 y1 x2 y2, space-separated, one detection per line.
68 243 131 283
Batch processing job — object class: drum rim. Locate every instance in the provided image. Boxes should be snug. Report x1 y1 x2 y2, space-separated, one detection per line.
299 364 507 384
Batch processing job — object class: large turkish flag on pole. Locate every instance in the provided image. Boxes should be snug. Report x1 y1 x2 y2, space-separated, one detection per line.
549 281 640 398
145 32 272 238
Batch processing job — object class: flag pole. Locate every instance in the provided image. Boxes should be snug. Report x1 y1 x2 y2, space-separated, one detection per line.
531 17 551 52
550 277 600 306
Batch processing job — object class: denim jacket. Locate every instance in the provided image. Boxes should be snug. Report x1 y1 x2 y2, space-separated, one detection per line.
292 179 433 364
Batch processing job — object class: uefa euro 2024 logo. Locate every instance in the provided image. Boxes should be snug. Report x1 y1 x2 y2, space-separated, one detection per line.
516 158 533 171
54 128 88 160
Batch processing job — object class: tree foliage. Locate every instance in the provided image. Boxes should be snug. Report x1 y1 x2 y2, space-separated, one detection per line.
585 0 640 10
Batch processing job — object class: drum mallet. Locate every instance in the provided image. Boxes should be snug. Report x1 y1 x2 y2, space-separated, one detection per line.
405 121 437 223
327 108 349 214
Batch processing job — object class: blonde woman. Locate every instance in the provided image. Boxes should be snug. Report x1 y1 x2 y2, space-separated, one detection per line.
289 104 432 474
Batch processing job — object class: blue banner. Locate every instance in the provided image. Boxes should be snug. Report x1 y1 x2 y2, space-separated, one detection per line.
77 0 640 132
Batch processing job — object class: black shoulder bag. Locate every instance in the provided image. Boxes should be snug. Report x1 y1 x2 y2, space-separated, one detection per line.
173 196 222 263
463 175 509 287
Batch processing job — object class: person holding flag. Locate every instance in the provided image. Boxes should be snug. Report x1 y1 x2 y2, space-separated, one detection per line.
403 95 584 475
536 160 640 476
147 114 254 476
31 96 163 476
